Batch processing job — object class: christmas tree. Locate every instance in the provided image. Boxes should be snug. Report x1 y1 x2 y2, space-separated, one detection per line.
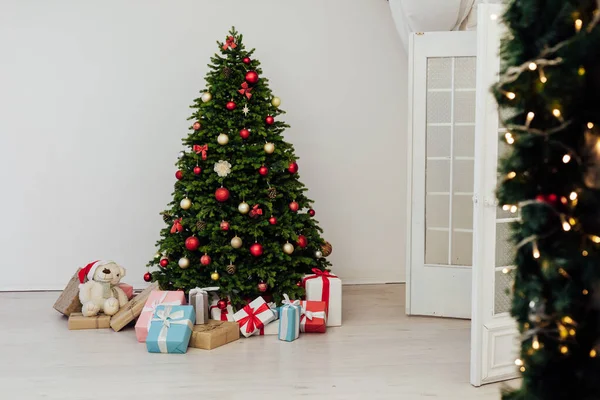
495 1 600 398
146 28 331 306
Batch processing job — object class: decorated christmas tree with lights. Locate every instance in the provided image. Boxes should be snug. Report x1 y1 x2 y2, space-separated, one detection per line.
146 28 332 306
495 1 600 398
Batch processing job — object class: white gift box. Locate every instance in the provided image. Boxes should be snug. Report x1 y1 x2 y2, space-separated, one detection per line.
252 319 279 336
209 295 234 321
233 296 276 338
303 269 342 327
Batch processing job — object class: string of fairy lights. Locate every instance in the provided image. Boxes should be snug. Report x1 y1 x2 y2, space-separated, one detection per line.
493 6 600 372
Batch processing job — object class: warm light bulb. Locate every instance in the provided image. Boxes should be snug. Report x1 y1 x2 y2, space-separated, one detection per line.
491 14 498 21
583 251 589 257
515 358 523 366
528 62 538 71
569 192 578 200
507 171 517 179
533 241 540 259
539 69 547 83
506 92 516 100
510 205 518 213
569 328 576 336
591 349 597 358
569 217 576 225
560 346 569 354
583 288 589 294
502 267 510 274
561 216 571 231
519 366 526 372
591 235 600 244
575 19 583 32
562 154 571 163
588 122 594 129
526 112 535 127
505 132 515 144
579 66 586 76
502 204 510 211
562 316 574 325
532 336 540 350
553 108 562 118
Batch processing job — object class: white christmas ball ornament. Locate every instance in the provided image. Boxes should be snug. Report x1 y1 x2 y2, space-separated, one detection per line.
238 202 250 214
180 198 192 210
264 142 275 154
231 236 243 249
177 151 185 159
217 133 229 145
283 242 294 255
178 257 190 269
201 92 212 103
315 250 323 258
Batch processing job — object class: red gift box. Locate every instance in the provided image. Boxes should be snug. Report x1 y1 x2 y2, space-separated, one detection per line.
300 300 327 333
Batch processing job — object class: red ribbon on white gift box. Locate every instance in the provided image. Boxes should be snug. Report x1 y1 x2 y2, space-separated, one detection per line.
302 268 338 314
237 302 270 335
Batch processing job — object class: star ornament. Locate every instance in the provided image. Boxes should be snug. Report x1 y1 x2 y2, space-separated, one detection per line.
242 104 250 116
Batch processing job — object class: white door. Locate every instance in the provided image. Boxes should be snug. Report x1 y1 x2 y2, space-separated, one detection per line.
406 31 477 318
470 3 519 387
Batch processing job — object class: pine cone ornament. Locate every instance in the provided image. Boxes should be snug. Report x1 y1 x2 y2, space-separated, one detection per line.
196 220 207 231
226 264 236 275
222 67 233 79
267 187 277 199
161 211 172 223
321 241 333 257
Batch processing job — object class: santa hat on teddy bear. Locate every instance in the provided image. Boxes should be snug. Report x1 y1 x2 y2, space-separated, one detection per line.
78 260 113 284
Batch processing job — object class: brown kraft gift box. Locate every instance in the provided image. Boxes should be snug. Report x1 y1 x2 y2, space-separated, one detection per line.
189 320 240 350
68 313 111 330
109 282 158 332
53 268 85 316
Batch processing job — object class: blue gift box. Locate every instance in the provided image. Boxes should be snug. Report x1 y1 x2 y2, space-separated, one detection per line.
278 296 300 342
146 305 195 354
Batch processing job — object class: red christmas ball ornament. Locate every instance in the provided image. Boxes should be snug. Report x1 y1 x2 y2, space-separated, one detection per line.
159 258 169 268
193 166 202 175
265 115 274 125
143 272 152 282
239 128 250 139
245 70 259 84
269 216 277 225
250 243 264 257
220 220 230 231
175 170 183 180
226 101 236 111
242 57 251 64
185 236 200 251
287 162 299 174
289 201 299 212
258 166 269 176
200 253 212 266
296 281 302 287
215 187 230 202
258 282 268 292
217 299 228 310
296 235 308 248
308 209 316 217
193 121 201 130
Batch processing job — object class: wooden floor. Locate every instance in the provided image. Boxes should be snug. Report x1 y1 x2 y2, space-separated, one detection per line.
0 284 515 399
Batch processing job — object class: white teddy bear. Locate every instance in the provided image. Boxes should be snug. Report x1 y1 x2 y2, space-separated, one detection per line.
78 260 128 317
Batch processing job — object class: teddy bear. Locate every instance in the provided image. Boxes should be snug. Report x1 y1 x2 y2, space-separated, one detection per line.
78 260 128 317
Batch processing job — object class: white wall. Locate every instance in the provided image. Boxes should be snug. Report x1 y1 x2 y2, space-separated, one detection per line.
0 0 407 290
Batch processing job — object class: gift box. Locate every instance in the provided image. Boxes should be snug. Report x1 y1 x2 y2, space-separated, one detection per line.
268 302 280 319
146 305 195 354
118 283 134 300
209 295 235 321
252 320 279 336
68 312 111 330
135 290 186 342
303 268 342 326
279 295 300 342
53 268 84 316
233 296 276 338
300 300 327 333
189 319 240 350
189 287 219 325
110 282 158 332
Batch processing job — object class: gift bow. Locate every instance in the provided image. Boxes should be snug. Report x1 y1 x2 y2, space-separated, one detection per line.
302 268 338 314
237 302 270 334
300 303 327 333
193 144 208 160
282 293 300 308
170 218 183 234
151 306 194 353
143 292 183 332
189 287 220 298
222 36 237 50
238 82 253 99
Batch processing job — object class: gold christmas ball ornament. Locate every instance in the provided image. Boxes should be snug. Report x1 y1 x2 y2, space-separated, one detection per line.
271 97 281 108
217 133 229 145
264 142 275 154
211 271 220 281
226 263 236 274
283 242 294 255
231 235 243 249
180 198 192 210
178 257 190 269
238 202 250 214
321 241 333 257
201 92 212 103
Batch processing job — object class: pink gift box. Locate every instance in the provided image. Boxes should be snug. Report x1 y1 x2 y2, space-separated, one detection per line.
118 283 134 300
134 290 186 342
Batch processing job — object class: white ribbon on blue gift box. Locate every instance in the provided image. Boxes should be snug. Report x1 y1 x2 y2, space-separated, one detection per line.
278 294 300 342
151 306 194 353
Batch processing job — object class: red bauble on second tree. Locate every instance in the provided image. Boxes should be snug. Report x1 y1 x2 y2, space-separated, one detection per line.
296 235 308 248
185 236 200 251
269 216 277 225
226 101 236 111
144 272 152 282
258 282 268 292
193 166 202 175
217 299 228 310
288 162 299 174
250 243 264 257
175 170 184 180
242 57 251 64
289 201 299 212
240 128 250 139
308 209 316 217
215 187 230 202
200 254 212 266
220 220 230 231
159 258 169 268
245 70 259 84
258 166 269 176
265 115 274 125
